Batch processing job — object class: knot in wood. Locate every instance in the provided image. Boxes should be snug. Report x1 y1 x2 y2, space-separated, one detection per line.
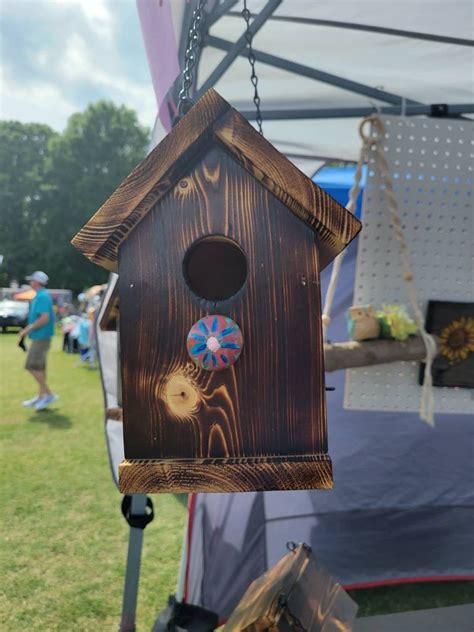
163 374 200 419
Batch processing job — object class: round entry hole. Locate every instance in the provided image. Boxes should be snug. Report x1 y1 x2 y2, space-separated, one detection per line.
183 235 247 301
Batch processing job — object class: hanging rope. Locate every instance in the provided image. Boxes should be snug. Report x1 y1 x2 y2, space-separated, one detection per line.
322 115 437 425
321 128 369 340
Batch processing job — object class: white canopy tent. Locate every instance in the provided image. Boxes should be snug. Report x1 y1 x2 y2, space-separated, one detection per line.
105 2 473 627
145 0 474 174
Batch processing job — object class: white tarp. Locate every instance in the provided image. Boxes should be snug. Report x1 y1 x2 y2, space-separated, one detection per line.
161 0 474 170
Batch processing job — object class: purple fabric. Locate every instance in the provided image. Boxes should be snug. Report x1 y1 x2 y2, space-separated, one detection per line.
136 0 180 131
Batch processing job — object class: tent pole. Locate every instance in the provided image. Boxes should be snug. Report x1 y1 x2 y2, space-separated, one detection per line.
197 0 282 97
119 494 149 632
225 13 474 47
238 103 474 120
207 0 240 27
206 35 420 106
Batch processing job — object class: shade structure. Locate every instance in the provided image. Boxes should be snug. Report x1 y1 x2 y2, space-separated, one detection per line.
112 1 473 619
138 0 474 174
94 167 474 620
178 241 474 618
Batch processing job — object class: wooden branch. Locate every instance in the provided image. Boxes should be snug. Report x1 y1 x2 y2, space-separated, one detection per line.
324 335 439 372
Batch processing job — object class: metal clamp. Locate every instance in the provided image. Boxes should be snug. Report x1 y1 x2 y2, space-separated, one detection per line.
430 103 449 117
121 495 154 530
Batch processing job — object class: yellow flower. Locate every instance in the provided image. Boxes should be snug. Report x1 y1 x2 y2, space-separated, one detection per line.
439 316 474 362
376 304 417 341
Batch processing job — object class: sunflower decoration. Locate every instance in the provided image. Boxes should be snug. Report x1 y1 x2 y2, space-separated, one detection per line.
439 316 474 363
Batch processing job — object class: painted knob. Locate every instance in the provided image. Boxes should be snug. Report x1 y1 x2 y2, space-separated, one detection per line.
187 315 243 371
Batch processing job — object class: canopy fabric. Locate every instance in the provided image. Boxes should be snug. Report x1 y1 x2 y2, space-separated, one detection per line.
138 0 474 173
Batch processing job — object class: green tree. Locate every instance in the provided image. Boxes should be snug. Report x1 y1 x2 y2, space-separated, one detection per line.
0 121 58 285
0 102 149 293
44 101 149 292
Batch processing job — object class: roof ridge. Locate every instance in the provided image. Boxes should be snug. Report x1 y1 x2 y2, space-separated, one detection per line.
72 88 361 272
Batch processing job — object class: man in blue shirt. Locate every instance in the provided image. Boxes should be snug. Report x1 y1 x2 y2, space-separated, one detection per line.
19 271 58 411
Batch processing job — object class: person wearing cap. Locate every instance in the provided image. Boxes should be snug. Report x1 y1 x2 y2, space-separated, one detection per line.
19 271 58 411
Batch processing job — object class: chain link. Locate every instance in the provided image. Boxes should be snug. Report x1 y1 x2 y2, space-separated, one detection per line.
242 1 263 134
177 0 208 119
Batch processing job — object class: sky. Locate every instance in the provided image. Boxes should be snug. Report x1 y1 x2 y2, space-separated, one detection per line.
1 0 158 131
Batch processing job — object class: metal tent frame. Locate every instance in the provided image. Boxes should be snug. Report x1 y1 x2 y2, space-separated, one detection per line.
169 0 473 129
114 1 473 628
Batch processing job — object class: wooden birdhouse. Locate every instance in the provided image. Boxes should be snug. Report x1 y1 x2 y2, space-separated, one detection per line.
72 89 361 494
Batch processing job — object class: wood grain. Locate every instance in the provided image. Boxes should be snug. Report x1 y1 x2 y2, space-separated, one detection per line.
213 108 361 270
118 145 332 491
71 89 231 271
71 88 360 272
119 456 333 493
224 544 309 631
224 544 357 631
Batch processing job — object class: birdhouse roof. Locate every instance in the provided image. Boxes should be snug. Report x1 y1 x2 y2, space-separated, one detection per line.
72 89 361 272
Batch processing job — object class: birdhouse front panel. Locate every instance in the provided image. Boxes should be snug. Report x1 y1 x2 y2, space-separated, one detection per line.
117 145 330 492
71 89 361 494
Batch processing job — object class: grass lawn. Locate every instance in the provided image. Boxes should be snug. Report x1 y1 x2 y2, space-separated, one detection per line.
0 332 186 631
1 332 472 629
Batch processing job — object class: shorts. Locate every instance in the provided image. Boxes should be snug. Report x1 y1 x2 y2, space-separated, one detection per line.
25 338 51 371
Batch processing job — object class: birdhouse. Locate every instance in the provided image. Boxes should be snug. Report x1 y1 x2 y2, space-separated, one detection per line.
72 89 361 494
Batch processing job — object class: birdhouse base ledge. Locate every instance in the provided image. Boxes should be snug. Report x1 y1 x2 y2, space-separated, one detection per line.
119 455 333 494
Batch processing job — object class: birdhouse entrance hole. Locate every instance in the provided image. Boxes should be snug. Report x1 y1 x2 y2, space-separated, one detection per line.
183 235 247 301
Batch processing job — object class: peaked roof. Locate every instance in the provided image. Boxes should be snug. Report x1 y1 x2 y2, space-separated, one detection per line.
72 89 361 272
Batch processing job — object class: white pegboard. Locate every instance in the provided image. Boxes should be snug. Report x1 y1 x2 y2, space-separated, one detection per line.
344 115 474 415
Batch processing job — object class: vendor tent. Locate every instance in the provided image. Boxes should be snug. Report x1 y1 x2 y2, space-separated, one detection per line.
178 241 474 618
98 1 473 627
138 0 474 175
95 169 474 621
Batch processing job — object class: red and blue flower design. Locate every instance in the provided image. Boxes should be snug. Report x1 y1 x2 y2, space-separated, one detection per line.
186 315 243 371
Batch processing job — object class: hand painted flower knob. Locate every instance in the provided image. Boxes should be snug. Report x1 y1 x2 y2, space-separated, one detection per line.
187 315 243 371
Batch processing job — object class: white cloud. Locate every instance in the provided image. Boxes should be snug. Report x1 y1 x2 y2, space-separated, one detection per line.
0 70 78 129
78 0 116 42
0 0 157 131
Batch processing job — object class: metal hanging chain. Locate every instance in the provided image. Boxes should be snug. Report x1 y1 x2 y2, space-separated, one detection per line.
242 0 263 134
177 0 208 119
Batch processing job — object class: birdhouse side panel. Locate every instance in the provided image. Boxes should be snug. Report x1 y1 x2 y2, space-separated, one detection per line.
118 145 327 462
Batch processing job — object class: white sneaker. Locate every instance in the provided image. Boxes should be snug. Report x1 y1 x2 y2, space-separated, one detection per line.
23 396 40 408
35 394 59 411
